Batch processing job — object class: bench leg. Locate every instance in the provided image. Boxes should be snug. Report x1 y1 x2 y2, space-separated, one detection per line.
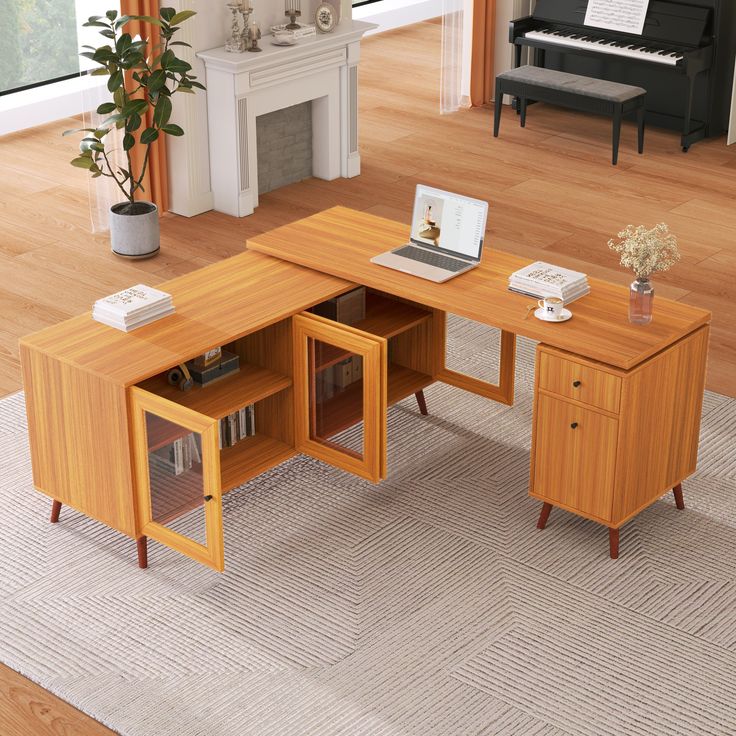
520 97 528 128
493 79 503 137
637 106 645 154
612 107 622 165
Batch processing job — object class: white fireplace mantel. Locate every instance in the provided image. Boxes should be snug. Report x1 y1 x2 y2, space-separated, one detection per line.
198 21 375 217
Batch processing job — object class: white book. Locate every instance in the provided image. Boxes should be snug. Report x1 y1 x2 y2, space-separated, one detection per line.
93 299 172 323
238 407 248 440
94 284 173 319
93 306 176 332
509 262 588 293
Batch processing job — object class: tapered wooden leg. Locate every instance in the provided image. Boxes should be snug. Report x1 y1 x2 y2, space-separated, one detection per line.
137 536 148 569
609 527 619 559
414 390 428 416
50 500 61 523
537 502 553 530
673 483 685 510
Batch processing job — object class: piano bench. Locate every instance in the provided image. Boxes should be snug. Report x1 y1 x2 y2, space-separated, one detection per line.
493 66 646 165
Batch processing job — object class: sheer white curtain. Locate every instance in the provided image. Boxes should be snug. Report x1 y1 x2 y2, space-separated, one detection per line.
440 0 473 113
82 102 126 232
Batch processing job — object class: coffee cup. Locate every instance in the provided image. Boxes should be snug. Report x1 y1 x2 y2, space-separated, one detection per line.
538 296 564 320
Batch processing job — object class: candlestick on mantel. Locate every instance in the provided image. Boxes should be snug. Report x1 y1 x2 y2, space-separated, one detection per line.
285 0 302 30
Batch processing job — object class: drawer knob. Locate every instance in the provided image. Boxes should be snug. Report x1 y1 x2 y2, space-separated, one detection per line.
570 422 579 429
572 380 582 388
204 495 214 502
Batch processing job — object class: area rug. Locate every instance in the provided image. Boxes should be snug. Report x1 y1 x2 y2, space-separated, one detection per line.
1 331 735 736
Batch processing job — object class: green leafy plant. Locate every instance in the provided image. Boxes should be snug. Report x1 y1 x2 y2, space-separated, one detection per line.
64 8 203 212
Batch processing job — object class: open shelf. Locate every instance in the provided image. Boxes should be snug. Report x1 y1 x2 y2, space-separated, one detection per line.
314 364 432 439
138 363 292 420
220 433 295 492
314 294 431 372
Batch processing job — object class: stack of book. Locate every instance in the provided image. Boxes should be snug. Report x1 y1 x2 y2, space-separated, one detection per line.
93 285 174 332
270 22 316 39
219 405 256 449
508 261 590 305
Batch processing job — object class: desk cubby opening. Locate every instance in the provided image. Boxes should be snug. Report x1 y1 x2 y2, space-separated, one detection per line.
219 387 295 492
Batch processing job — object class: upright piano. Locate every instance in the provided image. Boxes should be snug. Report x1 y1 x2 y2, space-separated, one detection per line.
509 0 736 150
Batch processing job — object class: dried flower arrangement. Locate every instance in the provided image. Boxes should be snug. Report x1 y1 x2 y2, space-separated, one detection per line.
608 223 680 278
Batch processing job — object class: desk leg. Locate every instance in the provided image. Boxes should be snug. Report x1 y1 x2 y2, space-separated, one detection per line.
137 536 148 569
50 500 62 523
537 502 553 529
437 330 516 406
609 528 619 559
673 483 685 510
414 390 428 416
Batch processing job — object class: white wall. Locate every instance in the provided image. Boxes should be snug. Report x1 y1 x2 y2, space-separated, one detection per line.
494 0 533 102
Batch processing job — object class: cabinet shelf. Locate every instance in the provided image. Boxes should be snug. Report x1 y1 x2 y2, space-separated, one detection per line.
314 364 432 439
314 294 431 372
138 363 292 421
220 434 295 492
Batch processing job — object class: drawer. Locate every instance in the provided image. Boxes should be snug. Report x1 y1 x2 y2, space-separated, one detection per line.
538 351 621 414
533 394 619 522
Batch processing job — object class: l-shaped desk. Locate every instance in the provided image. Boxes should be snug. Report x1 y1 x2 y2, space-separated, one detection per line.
20 207 711 569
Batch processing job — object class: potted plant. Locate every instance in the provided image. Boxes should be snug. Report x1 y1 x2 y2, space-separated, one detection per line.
65 8 203 259
608 223 680 325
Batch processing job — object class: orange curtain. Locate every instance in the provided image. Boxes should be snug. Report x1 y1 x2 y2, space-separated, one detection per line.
121 0 169 212
470 0 496 107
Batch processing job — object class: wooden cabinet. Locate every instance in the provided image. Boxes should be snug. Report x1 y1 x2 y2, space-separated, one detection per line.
293 290 440 483
533 394 619 521
530 325 710 529
123 290 441 568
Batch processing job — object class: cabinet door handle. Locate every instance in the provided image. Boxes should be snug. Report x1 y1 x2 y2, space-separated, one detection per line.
570 422 579 429
572 380 581 388
204 495 214 502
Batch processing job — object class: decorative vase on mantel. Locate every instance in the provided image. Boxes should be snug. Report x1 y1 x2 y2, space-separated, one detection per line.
629 276 654 325
607 223 681 326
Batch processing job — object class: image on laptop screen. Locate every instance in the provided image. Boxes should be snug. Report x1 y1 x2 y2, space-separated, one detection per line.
410 185 488 259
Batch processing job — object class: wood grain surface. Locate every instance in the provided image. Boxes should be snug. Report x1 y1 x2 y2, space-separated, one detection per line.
247 206 710 370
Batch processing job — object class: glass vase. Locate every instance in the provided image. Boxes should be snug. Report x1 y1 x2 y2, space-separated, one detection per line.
629 277 654 325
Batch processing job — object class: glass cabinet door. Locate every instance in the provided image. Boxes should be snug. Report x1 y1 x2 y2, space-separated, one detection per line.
293 313 387 482
130 387 225 571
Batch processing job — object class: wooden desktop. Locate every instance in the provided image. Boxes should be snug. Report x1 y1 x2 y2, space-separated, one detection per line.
20 207 711 569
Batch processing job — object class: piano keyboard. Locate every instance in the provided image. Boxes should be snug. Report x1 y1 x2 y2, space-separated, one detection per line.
524 29 685 66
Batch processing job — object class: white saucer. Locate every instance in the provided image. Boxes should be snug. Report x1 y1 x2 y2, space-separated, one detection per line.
534 307 572 323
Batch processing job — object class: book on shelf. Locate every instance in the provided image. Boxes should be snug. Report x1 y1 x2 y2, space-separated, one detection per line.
311 287 366 326
219 404 256 449
508 261 590 305
93 284 174 332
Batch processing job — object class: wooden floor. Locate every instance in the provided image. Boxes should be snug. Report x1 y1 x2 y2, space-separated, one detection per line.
1 18 736 735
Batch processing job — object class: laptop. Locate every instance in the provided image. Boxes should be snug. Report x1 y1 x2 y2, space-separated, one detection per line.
370 185 489 283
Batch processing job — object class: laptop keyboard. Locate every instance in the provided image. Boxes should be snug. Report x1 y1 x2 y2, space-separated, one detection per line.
394 245 469 272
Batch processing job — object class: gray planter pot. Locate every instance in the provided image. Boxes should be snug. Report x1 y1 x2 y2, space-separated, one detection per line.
109 201 160 259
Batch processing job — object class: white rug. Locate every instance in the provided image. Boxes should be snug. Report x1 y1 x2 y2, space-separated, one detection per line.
1 334 736 736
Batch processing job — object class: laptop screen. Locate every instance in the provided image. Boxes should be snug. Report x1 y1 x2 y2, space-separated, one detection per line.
410 185 488 261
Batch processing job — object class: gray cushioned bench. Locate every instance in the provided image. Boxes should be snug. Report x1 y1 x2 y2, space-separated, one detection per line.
493 65 646 165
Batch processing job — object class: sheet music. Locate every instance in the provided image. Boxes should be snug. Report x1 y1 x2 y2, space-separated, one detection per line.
584 0 650 35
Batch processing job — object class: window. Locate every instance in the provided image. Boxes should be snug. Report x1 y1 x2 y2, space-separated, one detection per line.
0 0 120 96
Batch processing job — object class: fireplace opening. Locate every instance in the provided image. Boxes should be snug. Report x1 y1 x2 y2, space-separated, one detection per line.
256 101 313 195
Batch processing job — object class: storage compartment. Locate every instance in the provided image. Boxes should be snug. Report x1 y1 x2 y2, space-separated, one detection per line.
532 393 619 522
538 349 621 414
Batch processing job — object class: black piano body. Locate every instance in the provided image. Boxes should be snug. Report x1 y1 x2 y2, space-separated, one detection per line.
509 0 736 150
